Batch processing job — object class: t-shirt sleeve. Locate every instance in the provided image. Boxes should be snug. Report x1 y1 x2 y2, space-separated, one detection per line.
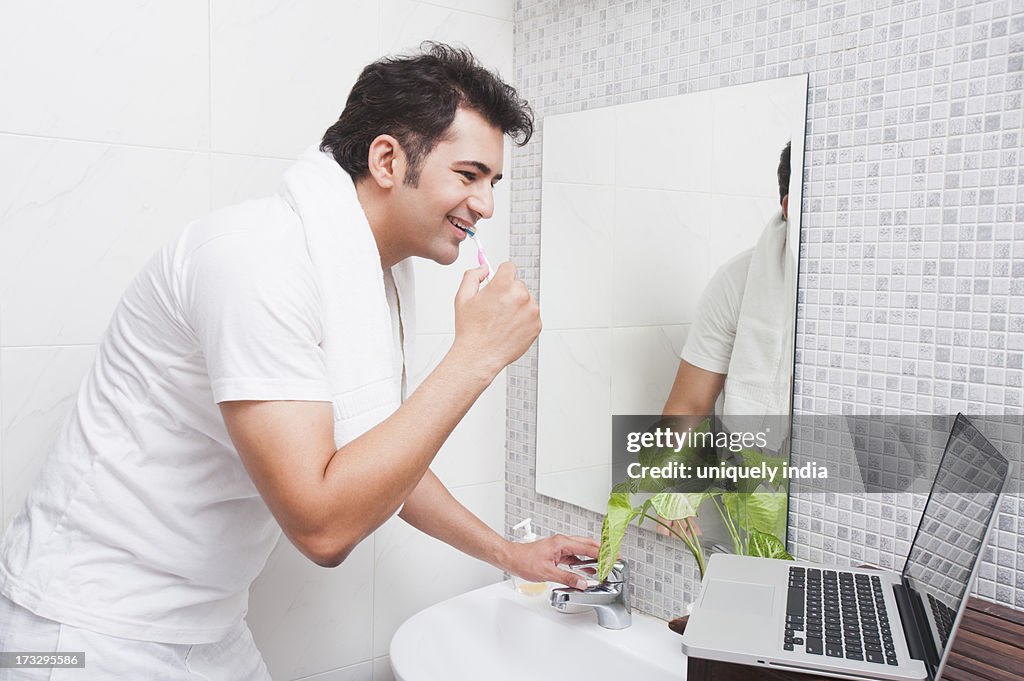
680 254 748 375
180 231 332 404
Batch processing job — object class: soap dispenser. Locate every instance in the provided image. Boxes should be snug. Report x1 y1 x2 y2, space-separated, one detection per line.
511 518 547 595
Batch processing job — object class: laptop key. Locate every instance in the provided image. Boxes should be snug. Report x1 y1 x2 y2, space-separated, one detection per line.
787 586 805 616
826 645 844 657
784 642 794 651
846 651 864 661
866 650 884 664
806 638 823 655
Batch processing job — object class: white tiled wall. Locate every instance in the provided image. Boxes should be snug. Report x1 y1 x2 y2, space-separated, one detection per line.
0 1 513 679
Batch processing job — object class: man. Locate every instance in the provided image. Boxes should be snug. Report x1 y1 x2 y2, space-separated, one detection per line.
654 142 794 544
663 141 793 420
0 43 597 680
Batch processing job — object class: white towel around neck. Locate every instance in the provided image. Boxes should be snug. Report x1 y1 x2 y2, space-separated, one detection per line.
723 209 795 425
280 145 415 447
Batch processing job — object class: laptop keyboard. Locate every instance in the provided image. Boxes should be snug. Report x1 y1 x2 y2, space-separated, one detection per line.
927 592 956 647
786 566 899 666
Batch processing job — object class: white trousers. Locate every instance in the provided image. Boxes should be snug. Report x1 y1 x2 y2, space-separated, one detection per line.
0 596 272 681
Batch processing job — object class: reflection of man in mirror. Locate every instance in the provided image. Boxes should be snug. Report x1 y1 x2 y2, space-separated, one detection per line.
663 142 794 425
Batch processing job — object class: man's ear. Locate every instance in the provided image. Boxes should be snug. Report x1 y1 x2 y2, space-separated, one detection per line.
366 134 403 189
781 194 789 221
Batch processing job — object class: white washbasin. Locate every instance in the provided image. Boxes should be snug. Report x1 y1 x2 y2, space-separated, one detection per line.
390 580 687 680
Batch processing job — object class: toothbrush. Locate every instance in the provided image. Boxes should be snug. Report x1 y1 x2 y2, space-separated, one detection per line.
463 226 495 281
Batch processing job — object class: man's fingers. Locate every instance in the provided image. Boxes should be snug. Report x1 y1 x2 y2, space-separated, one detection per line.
548 568 589 591
492 261 517 281
550 536 601 589
558 535 601 559
454 266 489 305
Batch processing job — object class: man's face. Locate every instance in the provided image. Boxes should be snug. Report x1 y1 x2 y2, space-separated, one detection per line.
392 108 504 266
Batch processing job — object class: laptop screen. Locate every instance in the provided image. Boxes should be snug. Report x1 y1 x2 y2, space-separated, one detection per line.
900 414 1010 677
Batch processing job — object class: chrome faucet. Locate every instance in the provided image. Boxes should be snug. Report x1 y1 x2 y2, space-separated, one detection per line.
550 558 632 629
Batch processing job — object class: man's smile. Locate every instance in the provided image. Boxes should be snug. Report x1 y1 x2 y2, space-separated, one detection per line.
448 215 474 239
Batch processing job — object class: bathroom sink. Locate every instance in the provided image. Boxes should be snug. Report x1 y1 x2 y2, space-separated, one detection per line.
390 581 686 680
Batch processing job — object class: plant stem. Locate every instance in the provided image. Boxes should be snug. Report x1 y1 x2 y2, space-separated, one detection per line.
644 512 707 577
711 495 743 554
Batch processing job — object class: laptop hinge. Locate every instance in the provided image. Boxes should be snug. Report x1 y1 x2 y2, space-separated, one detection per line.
892 583 931 665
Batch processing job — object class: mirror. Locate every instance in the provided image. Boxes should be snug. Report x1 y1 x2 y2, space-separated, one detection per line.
536 74 809 513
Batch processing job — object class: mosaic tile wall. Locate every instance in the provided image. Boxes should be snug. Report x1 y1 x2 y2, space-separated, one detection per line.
506 0 1024 620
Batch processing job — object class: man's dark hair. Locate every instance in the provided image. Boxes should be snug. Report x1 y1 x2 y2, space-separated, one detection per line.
777 140 791 204
321 42 533 186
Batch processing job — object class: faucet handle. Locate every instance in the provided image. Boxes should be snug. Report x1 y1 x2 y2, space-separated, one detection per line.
562 557 629 586
550 558 632 629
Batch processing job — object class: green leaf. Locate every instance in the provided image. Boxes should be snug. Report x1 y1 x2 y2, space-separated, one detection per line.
736 447 787 470
598 492 640 581
625 417 719 496
722 491 789 537
650 492 705 521
747 528 793 560
635 497 655 527
735 448 789 492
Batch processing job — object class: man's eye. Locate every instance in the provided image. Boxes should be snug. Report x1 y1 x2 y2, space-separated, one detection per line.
458 171 476 181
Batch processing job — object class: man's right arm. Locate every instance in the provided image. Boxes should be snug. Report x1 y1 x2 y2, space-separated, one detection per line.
220 263 540 567
662 359 726 420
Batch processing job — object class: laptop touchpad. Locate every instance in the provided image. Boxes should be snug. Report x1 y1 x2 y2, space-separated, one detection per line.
702 580 775 616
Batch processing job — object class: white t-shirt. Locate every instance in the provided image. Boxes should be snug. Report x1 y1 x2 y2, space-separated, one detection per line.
680 249 752 374
0 196 403 644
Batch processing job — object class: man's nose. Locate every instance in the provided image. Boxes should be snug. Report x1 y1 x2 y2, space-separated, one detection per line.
467 183 494 221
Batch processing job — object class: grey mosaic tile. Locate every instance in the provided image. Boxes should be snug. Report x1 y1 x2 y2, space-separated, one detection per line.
508 0 1024 621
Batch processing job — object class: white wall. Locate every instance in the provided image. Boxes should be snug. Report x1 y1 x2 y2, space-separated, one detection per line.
0 2 513 679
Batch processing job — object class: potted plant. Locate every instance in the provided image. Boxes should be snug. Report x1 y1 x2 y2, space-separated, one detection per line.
597 418 793 582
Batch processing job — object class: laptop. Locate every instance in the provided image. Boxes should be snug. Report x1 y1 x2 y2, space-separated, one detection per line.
681 414 1011 681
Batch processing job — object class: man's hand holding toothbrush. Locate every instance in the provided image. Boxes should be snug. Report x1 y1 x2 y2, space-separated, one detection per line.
450 261 541 382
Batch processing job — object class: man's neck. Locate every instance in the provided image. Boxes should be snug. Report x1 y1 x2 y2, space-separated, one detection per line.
353 177 400 270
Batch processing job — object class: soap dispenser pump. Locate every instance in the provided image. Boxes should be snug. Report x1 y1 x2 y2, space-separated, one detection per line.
511 518 546 595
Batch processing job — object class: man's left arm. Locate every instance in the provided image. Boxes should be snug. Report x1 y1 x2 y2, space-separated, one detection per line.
398 469 597 590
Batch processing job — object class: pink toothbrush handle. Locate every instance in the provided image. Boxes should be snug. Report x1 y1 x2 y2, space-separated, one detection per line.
476 244 495 280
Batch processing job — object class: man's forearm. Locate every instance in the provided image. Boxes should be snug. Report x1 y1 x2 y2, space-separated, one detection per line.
317 350 495 552
224 346 496 567
398 469 511 572
398 469 602 591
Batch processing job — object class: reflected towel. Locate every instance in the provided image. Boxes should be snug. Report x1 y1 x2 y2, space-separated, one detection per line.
723 209 795 424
